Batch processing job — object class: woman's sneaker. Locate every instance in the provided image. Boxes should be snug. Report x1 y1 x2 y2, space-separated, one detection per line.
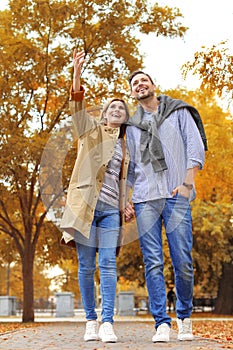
98 322 118 343
84 320 99 341
177 318 194 341
152 323 170 342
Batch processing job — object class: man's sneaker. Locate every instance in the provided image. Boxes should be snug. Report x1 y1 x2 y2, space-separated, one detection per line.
98 322 118 343
152 323 170 342
84 320 99 341
177 318 194 341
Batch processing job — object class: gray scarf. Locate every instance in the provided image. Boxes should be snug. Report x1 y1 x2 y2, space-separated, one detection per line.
127 95 208 173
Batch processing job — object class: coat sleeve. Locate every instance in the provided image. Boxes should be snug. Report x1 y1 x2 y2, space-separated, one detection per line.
69 85 96 137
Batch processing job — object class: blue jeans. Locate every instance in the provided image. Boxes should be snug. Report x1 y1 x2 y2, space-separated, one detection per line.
75 200 120 323
134 194 194 328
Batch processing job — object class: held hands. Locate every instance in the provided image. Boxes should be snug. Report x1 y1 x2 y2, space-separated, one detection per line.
124 201 135 223
73 49 85 92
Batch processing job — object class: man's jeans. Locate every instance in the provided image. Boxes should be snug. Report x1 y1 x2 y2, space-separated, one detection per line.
134 194 194 328
75 200 120 324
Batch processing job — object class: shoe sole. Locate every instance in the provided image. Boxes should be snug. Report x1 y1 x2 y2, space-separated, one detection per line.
84 336 99 342
99 336 117 343
152 336 170 342
99 335 117 343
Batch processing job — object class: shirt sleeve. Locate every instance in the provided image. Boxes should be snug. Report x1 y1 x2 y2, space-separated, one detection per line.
178 108 205 169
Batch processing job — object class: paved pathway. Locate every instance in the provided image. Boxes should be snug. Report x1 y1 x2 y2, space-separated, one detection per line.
0 319 231 350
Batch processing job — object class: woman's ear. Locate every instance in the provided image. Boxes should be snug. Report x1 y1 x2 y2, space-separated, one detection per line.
102 112 108 125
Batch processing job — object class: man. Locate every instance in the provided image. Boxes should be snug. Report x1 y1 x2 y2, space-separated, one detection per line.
125 71 207 343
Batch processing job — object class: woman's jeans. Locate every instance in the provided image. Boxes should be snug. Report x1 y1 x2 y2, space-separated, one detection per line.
134 194 194 328
75 200 120 324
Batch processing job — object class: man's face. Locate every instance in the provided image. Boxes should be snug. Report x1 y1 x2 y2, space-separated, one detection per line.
130 73 155 101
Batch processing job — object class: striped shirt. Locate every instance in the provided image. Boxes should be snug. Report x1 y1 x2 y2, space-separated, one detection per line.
126 108 205 203
99 139 122 207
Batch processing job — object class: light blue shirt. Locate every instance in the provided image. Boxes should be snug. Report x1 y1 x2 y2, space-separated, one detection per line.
126 108 205 203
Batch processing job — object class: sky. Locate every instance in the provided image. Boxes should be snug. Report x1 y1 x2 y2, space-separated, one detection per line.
1 0 232 89
140 0 233 89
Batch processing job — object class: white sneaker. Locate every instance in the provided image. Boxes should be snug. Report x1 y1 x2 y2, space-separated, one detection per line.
84 320 99 341
98 322 118 343
152 323 170 342
177 318 194 341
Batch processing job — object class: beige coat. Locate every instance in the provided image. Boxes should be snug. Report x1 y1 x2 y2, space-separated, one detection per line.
60 88 130 252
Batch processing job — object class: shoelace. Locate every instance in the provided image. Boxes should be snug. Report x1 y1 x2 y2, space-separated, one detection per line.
103 323 114 335
86 323 97 334
157 325 168 335
181 320 191 333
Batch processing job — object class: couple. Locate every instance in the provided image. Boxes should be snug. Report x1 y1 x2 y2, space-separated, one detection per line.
60 49 207 343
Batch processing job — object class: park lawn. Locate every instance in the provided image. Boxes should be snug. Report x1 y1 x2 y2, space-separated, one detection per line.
192 320 233 341
172 312 233 343
0 322 44 335
173 318 233 345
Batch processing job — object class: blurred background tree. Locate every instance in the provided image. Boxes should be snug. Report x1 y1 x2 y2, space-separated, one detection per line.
182 42 233 315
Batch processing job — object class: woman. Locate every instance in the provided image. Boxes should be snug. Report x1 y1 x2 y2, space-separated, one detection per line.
60 50 130 343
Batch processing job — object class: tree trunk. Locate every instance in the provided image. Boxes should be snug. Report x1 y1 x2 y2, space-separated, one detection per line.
214 262 233 315
22 247 35 323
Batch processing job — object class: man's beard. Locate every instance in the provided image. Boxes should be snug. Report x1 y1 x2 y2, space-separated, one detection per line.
136 90 154 101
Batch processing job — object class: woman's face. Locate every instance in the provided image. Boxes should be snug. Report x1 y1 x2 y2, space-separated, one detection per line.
105 101 127 128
